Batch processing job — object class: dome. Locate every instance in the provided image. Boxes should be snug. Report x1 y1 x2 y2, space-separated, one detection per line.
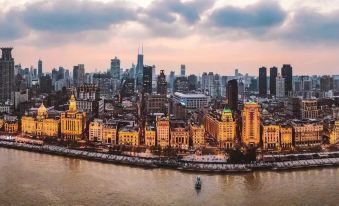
69 95 77 112
37 103 47 117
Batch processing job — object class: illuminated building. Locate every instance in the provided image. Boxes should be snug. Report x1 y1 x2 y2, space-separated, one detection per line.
280 124 293 149
156 117 170 148
118 126 139 146
170 127 189 149
204 108 236 149
261 122 280 150
145 126 156 146
173 92 208 109
242 102 261 147
3 115 18 134
21 103 59 138
300 99 319 119
189 124 205 148
89 119 103 142
76 84 103 117
323 120 339 145
102 123 117 145
60 95 87 141
291 119 323 148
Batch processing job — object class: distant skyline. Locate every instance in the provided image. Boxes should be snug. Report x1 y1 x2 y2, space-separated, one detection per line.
1 0 339 75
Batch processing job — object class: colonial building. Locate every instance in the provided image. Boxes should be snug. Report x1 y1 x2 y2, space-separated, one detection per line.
300 99 319 119
242 102 261 147
170 127 189 149
291 119 323 148
60 95 87 141
118 126 139 146
156 116 170 148
280 124 293 149
189 124 205 148
261 121 280 150
3 115 18 134
76 84 104 117
21 103 59 138
204 108 236 149
323 119 339 145
145 125 156 146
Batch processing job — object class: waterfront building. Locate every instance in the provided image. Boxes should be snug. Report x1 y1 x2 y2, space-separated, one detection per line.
270 67 278 96
259 67 267 97
170 127 189 149
89 119 103 142
60 95 87 141
189 124 205 148
173 92 208 109
145 125 156 146
226 79 238 111
280 124 293 149
291 119 323 148
2 115 18 134
0 48 15 102
242 102 261 147
118 126 139 146
261 121 280 150
156 116 170 148
204 108 237 149
21 103 59 138
281 64 293 96
300 99 319 119
323 120 339 145
157 70 167 95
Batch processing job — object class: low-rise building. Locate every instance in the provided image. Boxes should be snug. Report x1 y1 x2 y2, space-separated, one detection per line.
118 126 139 146
280 124 293 149
170 127 189 149
189 124 205 148
291 119 323 148
323 119 339 145
145 126 156 146
261 121 280 150
156 116 170 148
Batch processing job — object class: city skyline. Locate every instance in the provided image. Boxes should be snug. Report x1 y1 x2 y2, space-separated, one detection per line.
1 0 339 75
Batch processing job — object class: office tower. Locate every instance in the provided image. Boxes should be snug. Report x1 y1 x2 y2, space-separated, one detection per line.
173 77 189 92
242 102 261 147
281 64 293 96
270 67 277 96
110 57 120 80
152 65 157 91
143 66 152 94
207 72 215 96
320 75 332 92
276 73 285 98
259 67 267 97
249 78 258 92
227 79 238 111
187 74 198 91
38 59 43 78
120 77 135 98
73 64 85 87
157 70 167 95
169 71 175 91
238 78 244 100
180 64 186 77
0 48 15 101
39 75 53 94
136 47 144 90
201 72 208 91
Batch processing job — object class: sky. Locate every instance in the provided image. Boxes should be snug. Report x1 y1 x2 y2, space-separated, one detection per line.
1 0 339 76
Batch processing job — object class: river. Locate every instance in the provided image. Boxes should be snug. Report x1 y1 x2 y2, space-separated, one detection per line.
0 147 338 206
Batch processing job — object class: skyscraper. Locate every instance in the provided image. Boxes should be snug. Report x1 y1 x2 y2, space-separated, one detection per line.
187 74 197 91
227 79 238 111
110 57 120 80
157 70 167 95
242 102 260 147
38 59 43 78
73 64 85 87
136 47 144 90
281 64 293 96
320 75 332 92
0 48 15 102
259 67 267 97
270 66 277 96
180 64 186 77
276 73 285 98
169 71 175 92
143 66 152 94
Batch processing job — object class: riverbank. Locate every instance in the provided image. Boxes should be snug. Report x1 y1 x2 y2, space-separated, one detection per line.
1 140 339 172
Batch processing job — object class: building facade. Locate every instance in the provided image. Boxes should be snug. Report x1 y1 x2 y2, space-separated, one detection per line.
242 102 261 147
156 117 170 148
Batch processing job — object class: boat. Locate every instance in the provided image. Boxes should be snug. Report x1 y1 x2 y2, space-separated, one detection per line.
195 176 202 189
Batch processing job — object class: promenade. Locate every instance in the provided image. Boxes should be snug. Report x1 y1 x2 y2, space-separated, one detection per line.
1 140 339 172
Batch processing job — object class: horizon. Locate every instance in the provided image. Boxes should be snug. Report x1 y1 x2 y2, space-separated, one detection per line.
1 0 339 75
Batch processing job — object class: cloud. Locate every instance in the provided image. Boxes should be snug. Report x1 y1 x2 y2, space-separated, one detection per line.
19 0 137 33
281 9 339 43
208 1 287 33
0 10 28 40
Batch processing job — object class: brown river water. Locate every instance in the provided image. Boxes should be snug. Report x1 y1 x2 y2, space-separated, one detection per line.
0 148 338 206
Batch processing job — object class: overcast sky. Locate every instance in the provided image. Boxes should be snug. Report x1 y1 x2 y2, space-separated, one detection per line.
1 0 339 75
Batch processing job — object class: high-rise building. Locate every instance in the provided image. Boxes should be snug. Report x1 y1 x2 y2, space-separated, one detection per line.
270 67 277 96
73 64 85 87
0 48 15 102
281 64 293 96
276 73 285 98
320 75 332 92
201 72 208 91
110 57 120 80
157 70 167 95
40 75 53 94
143 66 153 94
120 77 135 98
38 59 43 78
242 102 261 147
173 77 189 92
180 64 186 77
227 79 238 111
169 71 175 91
136 47 144 90
259 67 267 97
187 74 197 91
